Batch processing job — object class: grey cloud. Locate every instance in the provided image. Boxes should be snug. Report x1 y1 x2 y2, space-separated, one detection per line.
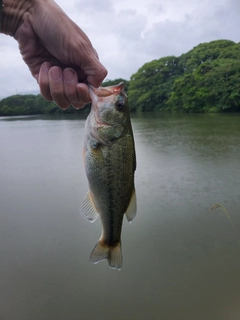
114 10 147 41
0 65 39 99
75 0 114 14
136 0 240 63
0 35 15 47
147 2 166 15
229 0 240 10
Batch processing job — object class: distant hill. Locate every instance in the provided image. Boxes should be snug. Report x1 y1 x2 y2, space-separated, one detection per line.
0 94 91 116
1 40 240 115
0 90 40 102
128 39 240 112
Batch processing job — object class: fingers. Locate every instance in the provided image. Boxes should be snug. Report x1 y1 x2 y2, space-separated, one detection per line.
38 62 52 101
48 67 70 110
37 62 91 109
83 54 108 88
76 83 91 108
87 64 108 88
63 69 90 109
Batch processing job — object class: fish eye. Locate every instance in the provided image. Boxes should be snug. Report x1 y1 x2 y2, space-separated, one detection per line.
116 100 125 111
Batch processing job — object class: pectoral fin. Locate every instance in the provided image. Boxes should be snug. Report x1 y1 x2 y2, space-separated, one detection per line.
125 188 137 223
80 191 99 222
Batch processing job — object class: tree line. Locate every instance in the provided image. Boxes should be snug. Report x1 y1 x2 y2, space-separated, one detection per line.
0 78 127 116
1 39 240 115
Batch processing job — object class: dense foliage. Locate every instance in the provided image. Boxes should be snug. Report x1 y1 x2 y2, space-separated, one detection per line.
128 39 240 112
0 94 88 116
1 40 240 115
128 56 180 111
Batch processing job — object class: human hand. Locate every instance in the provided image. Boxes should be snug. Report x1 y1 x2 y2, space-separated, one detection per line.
1 0 107 109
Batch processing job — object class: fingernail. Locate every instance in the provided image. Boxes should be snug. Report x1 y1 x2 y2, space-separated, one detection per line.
42 61 51 72
64 69 75 82
50 67 62 81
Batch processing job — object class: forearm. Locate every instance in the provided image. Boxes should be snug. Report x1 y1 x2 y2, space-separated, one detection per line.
0 0 34 36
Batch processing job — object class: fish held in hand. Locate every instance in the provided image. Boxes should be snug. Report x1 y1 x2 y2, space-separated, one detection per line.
80 82 136 270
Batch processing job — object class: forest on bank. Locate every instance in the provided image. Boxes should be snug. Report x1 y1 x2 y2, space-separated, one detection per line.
0 39 240 116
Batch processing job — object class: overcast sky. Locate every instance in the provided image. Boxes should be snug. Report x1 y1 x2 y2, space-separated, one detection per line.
0 0 239 98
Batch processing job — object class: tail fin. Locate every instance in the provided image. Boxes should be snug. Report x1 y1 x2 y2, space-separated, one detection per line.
90 241 122 270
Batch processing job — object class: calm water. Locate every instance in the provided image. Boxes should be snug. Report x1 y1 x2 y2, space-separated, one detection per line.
0 112 240 320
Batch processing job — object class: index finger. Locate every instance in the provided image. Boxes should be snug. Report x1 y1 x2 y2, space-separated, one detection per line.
82 54 108 88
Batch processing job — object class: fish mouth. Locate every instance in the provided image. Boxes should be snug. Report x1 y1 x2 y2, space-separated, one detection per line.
88 81 126 127
88 82 125 98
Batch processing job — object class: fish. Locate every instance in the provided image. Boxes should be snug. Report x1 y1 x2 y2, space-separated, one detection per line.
80 82 136 270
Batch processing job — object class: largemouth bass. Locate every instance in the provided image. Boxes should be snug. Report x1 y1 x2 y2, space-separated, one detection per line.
81 82 136 270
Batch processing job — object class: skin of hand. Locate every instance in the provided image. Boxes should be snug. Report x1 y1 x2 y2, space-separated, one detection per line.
1 0 107 109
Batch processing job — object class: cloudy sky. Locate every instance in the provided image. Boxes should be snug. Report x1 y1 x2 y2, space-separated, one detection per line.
0 0 239 98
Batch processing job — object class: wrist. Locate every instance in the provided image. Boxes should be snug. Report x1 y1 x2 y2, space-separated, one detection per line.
0 0 34 36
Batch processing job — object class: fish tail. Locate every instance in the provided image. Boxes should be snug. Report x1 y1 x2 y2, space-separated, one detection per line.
90 241 122 270
109 243 122 270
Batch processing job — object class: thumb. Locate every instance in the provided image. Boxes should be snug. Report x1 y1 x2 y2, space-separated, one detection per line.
83 54 108 88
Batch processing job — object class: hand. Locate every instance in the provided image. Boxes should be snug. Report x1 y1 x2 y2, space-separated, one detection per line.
1 0 107 109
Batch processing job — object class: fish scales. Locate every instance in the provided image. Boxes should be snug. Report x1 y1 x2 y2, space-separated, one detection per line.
86 136 134 242
81 82 136 270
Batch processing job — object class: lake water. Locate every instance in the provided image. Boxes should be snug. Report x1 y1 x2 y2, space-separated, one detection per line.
0 112 240 320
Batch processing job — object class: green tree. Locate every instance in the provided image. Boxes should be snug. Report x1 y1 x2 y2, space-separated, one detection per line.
168 56 240 112
128 56 181 111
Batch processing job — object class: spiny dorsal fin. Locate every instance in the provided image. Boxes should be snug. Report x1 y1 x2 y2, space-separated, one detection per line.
125 188 137 223
80 191 99 223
